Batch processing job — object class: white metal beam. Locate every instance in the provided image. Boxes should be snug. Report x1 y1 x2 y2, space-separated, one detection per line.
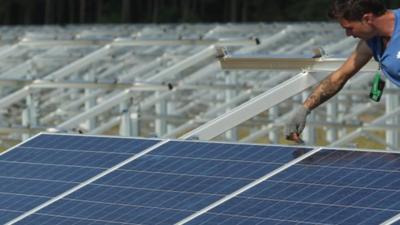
0 87 30 109
19 37 259 47
55 90 134 130
54 46 219 131
329 105 400 148
180 71 325 140
218 54 378 72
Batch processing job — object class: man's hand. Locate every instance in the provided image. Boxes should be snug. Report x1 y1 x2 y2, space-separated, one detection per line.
285 105 310 141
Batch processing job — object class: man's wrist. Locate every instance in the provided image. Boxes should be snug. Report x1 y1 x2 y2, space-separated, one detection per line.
302 105 312 114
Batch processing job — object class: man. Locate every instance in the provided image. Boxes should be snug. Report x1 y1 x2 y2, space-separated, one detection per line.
285 0 400 142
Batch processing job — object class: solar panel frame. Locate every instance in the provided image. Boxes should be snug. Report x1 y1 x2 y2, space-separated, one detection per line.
381 212 400 225
0 132 165 156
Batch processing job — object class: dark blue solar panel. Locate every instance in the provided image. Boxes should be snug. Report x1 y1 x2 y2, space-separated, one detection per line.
19 134 157 154
0 134 159 224
20 141 311 224
0 210 21 222
188 149 400 225
14 214 143 225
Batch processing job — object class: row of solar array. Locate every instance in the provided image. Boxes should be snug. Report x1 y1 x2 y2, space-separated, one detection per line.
1 133 400 224
0 23 379 147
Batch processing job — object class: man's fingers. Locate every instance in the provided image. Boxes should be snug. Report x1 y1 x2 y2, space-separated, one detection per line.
285 106 310 142
286 132 300 141
286 132 305 144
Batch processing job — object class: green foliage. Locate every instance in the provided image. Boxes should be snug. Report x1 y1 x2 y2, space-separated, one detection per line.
97 0 121 23
0 0 400 25
282 0 332 21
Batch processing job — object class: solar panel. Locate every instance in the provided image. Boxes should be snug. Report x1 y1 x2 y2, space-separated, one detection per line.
12 140 311 224
185 149 400 225
4 134 400 225
0 134 160 224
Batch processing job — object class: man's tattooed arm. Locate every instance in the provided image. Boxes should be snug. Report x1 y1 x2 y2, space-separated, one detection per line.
304 73 347 110
303 40 373 111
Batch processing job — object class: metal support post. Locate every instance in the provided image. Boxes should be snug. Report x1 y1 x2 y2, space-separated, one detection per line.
268 106 279 143
302 91 316 144
21 109 29 140
225 71 238 141
386 82 399 149
22 92 37 140
85 74 96 130
119 101 132 137
155 91 167 137
167 102 177 133
338 95 348 139
131 108 140 137
326 101 338 142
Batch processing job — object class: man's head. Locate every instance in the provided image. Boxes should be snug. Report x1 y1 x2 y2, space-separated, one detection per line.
328 0 386 21
328 0 387 39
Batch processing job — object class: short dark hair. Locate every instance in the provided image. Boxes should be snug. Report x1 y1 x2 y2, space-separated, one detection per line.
328 0 387 21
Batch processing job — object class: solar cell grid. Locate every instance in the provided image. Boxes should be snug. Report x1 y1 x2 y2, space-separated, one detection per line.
6 134 400 225
0 211 20 224
0 134 160 224
19 140 311 225
18 134 158 154
187 149 400 225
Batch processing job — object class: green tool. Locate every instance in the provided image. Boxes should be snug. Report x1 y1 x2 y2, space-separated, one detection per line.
369 72 385 102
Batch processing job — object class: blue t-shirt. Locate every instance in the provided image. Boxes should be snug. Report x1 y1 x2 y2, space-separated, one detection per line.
367 9 400 86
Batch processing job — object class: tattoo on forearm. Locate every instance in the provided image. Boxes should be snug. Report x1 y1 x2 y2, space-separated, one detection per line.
304 76 344 110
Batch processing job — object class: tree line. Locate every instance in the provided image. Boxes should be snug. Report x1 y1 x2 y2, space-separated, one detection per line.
1 0 400 25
